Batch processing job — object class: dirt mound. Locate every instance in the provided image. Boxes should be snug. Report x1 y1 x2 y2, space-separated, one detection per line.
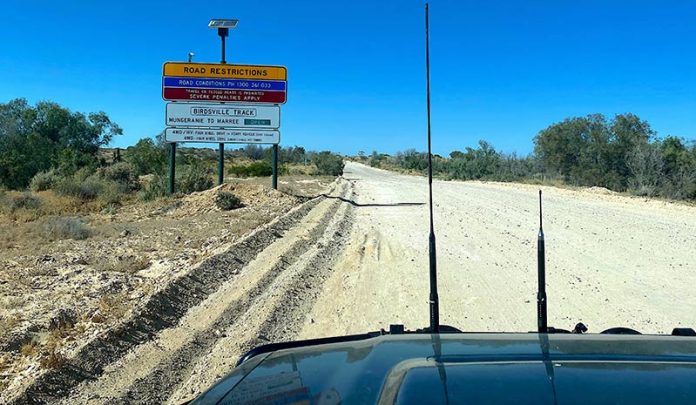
174 184 299 217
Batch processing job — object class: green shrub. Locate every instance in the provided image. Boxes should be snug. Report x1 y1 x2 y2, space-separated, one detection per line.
72 166 94 182
8 193 42 212
42 216 91 240
312 152 345 176
100 162 139 191
30 170 59 192
177 164 213 194
55 175 105 200
138 174 168 201
99 181 124 207
215 191 243 210
228 161 273 177
126 138 167 176
227 166 244 177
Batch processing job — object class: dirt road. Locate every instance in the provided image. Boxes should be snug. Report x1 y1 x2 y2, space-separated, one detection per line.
8 162 696 403
303 162 696 337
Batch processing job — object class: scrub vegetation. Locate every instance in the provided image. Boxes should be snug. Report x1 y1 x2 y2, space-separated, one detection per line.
0 99 345 209
363 113 696 201
214 191 244 211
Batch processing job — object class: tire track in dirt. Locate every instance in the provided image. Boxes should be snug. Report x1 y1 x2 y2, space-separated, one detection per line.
117 182 353 404
50 179 355 404
7 195 326 404
168 181 355 403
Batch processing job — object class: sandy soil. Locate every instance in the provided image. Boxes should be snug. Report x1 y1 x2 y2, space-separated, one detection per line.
50 178 353 404
302 162 696 338
0 176 333 402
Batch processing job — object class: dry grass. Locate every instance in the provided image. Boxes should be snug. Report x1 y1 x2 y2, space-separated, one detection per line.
1 296 24 311
283 163 316 176
90 313 106 324
97 293 129 321
0 318 8 341
39 349 66 369
45 326 73 350
1 314 23 329
0 354 9 391
48 326 72 341
0 353 10 372
92 255 151 274
0 220 33 250
0 190 102 222
41 216 92 241
73 322 87 335
20 341 39 357
0 314 24 350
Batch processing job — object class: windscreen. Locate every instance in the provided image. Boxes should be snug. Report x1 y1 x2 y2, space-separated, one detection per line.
0 1 694 404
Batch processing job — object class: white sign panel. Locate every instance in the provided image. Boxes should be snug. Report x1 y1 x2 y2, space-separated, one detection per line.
165 128 280 144
165 103 280 129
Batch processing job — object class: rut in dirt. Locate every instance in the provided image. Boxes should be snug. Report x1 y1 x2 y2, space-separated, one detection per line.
27 180 357 405
9 196 328 405
117 188 355 403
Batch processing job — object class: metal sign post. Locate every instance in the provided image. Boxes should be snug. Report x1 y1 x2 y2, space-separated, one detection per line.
272 144 279 190
218 143 225 185
168 142 176 194
217 28 228 186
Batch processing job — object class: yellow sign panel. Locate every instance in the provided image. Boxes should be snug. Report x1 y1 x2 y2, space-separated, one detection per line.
163 62 287 80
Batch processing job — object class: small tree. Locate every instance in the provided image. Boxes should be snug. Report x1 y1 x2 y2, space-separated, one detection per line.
126 138 167 176
312 152 345 176
0 99 122 189
177 162 213 194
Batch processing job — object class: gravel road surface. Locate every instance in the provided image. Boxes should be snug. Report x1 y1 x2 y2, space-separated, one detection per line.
302 162 696 337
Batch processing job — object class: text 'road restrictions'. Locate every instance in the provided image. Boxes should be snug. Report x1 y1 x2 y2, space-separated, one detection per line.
163 63 287 80
162 62 287 104
165 128 280 144
165 103 280 129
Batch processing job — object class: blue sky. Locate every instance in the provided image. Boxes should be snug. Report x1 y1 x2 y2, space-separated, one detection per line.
1 0 695 155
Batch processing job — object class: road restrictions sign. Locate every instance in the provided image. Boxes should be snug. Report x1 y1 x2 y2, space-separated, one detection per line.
165 127 280 144
165 103 280 129
162 62 287 104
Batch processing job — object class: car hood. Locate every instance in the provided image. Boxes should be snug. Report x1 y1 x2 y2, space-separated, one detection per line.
192 333 696 404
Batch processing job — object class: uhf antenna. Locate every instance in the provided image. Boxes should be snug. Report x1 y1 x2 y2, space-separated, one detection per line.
537 190 548 333
425 3 440 333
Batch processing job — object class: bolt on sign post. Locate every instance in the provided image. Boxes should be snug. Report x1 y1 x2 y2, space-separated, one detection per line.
162 19 287 192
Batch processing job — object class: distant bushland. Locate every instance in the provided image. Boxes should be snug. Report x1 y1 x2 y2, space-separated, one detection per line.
0 98 122 189
368 113 696 201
